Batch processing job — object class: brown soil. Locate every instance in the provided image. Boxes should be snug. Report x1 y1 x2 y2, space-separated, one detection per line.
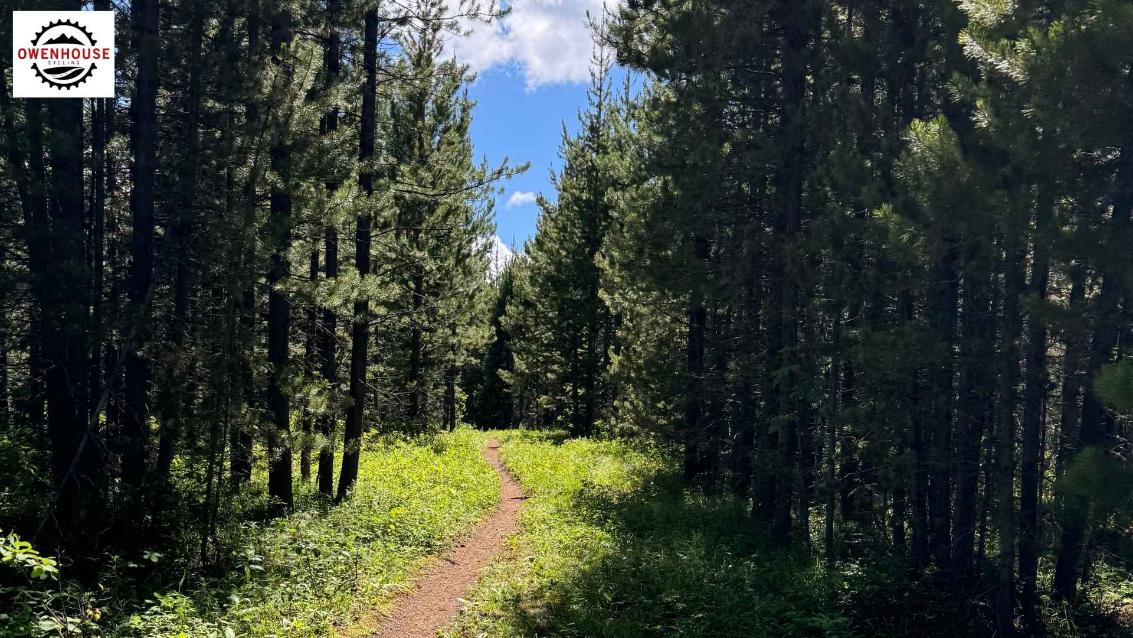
364 438 524 638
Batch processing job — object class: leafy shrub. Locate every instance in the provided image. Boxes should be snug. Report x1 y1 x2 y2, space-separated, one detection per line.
0 531 101 638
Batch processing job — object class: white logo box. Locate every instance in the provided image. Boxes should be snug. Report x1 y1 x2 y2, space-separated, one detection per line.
11 11 115 98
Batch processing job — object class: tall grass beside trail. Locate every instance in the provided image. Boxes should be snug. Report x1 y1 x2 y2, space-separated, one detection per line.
444 431 852 638
106 429 498 638
124 428 496 638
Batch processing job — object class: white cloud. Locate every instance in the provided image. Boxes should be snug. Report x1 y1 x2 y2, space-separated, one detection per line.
506 190 537 208
446 0 616 88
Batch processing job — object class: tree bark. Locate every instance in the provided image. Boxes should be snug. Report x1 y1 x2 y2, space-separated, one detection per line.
1019 197 1052 630
266 9 295 513
338 10 377 500
44 90 100 558
302 249 318 482
444 323 457 431
318 229 338 495
926 233 959 569
764 0 815 545
684 235 708 485
123 0 159 500
1 68 46 435
951 235 995 584
317 0 341 496
993 219 1025 637
1055 265 1086 476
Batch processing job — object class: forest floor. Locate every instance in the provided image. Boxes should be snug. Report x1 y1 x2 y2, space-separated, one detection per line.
347 439 526 638
97 430 502 637
12 429 1128 637
439 431 850 638
443 431 1131 638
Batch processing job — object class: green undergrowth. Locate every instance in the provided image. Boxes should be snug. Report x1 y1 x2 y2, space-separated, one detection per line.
120 428 498 638
444 430 852 638
2 428 498 638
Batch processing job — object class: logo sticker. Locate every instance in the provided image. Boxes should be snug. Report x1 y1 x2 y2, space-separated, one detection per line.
11 11 115 98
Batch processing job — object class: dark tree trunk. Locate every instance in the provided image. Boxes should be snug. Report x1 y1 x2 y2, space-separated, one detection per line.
838 358 859 527
266 10 295 513
1055 265 1086 476
0 346 8 430
318 229 338 495
1 71 46 435
926 234 959 569
1019 198 1052 630
317 0 341 496
22 102 49 434
951 236 995 584
231 0 264 492
123 0 160 501
407 273 424 425
702 309 729 493
87 54 108 425
764 0 815 545
731 295 757 497
231 283 256 488
684 235 708 485
44 93 100 557
302 249 318 482
338 10 377 500
444 324 457 431
993 221 1025 637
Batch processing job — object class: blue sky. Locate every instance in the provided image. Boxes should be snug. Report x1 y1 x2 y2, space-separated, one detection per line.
468 68 588 250
445 0 615 250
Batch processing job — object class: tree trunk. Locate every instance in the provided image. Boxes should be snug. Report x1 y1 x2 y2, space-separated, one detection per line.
951 236 995 584
317 0 341 496
1 69 46 436
302 249 318 482
22 102 49 434
683 235 708 485
994 220 1025 637
338 10 377 500
407 273 424 425
926 234 959 569
1055 265 1086 476
44 90 100 558
444 324 457 431
123 0 159 502
1019 197 1052 630
87 23 108 424
266 10 295 513
765 0 815 545
318 229 338 495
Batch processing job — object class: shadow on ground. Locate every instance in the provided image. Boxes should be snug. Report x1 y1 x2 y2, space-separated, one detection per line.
452 433 1132 638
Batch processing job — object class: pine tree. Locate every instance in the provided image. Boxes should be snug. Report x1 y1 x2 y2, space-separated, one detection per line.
506 53 624 438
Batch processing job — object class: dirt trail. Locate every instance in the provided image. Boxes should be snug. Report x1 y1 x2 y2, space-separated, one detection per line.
366 439 524 638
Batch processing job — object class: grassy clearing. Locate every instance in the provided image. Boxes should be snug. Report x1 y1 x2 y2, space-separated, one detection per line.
113 428 498 638
444 430 850 638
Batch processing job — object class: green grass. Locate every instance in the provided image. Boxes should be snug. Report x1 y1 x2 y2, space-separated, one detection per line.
444 430 852 638
112 428 499 638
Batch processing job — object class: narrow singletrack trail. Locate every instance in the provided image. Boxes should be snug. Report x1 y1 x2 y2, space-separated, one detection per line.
367 439 524 638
